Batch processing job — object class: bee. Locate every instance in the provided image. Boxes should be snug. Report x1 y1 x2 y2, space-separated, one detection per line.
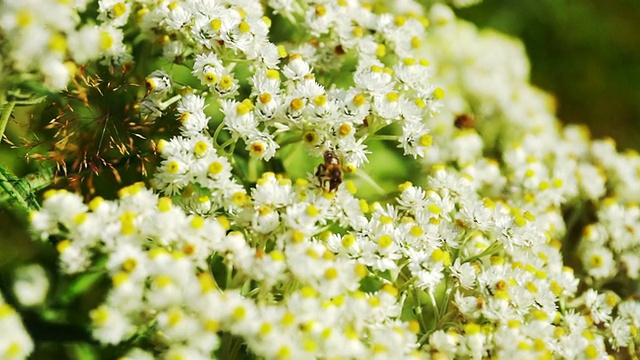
454 114 475 130
315 150 343 192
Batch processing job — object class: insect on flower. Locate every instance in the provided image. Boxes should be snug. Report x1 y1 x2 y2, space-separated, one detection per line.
316 150 343 192
454 114 474 130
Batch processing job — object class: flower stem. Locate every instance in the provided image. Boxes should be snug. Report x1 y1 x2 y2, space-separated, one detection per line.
368 134 398 142
0 93 16 143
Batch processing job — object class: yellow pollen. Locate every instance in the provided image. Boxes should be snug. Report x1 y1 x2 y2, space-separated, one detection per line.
344 163 356 174
219 75 233 90
73 212 87 224
403 58 416 66
433 87 445 99
345 180 357 194
99 31 114 51
464 323 480 335
190 215 204 229
49 32 67 53
259 322 272 336
325 267 338 280
112 2 127 17
277 45 287 58
303 130 318 144
232 192 247 206
90 306 109 326
194 141 208 155
382 284 398 296
514 215 527 227
386 92 399 102
533 309 548 321
210 18 222 30
277 346 291 359
495 280 508 291
552 178 563 188
589 254 604 268
281 312 295 326
16 10 32 28
204 72 217 84
291 230 305 243
342 234 355 248
261 16 271 28
122 258 137 272
495 290 509 300
167 309 182 326
584 345 598 359
419 134 433 147
250 141 265 156
88 196 104 211
315 5 327 16
355 263 367 278
266 69 280 79
410 36 421 48
112 272 129 287
376 44 386 58
232 306 246 320
270 250 285 261
352 26 363 38
259 92 272 104
427 203 441 214
290 98 304 111
313 94 327 106
204 319 220 332
410 225 423 237
377 234 393 248
380 215 393 224
353 93 366 106
56 239 71 253
209 161 224 175
368 297 381 307
236 102 251 115
238 21 251 33
167 160 180 174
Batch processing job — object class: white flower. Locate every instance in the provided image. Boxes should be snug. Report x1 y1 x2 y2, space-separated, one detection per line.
90 305 133 345
12 264 49 307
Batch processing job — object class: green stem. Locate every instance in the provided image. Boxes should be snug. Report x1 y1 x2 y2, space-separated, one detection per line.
212 120 225 146
354 170 386 195
0 98 16 143
221 332 232 359
276 132 302 147
462 241 502 263
367 134 399 142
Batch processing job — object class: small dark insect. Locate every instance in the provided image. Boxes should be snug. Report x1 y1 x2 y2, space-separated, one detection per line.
454 114 474 130
315 150 343 192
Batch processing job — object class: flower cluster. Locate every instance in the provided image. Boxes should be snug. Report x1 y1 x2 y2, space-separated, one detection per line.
0 294 33 360
4 0 640 359
32 185 424 359
413 4 640 356
0 0 128 90
136 0 443 174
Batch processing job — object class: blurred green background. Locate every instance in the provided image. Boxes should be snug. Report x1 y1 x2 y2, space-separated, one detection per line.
1 0 640 357
457 0 640 150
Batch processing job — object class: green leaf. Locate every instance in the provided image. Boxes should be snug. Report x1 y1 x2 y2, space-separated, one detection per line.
66 342 99 360
59 271 107 306
0 165 54 211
